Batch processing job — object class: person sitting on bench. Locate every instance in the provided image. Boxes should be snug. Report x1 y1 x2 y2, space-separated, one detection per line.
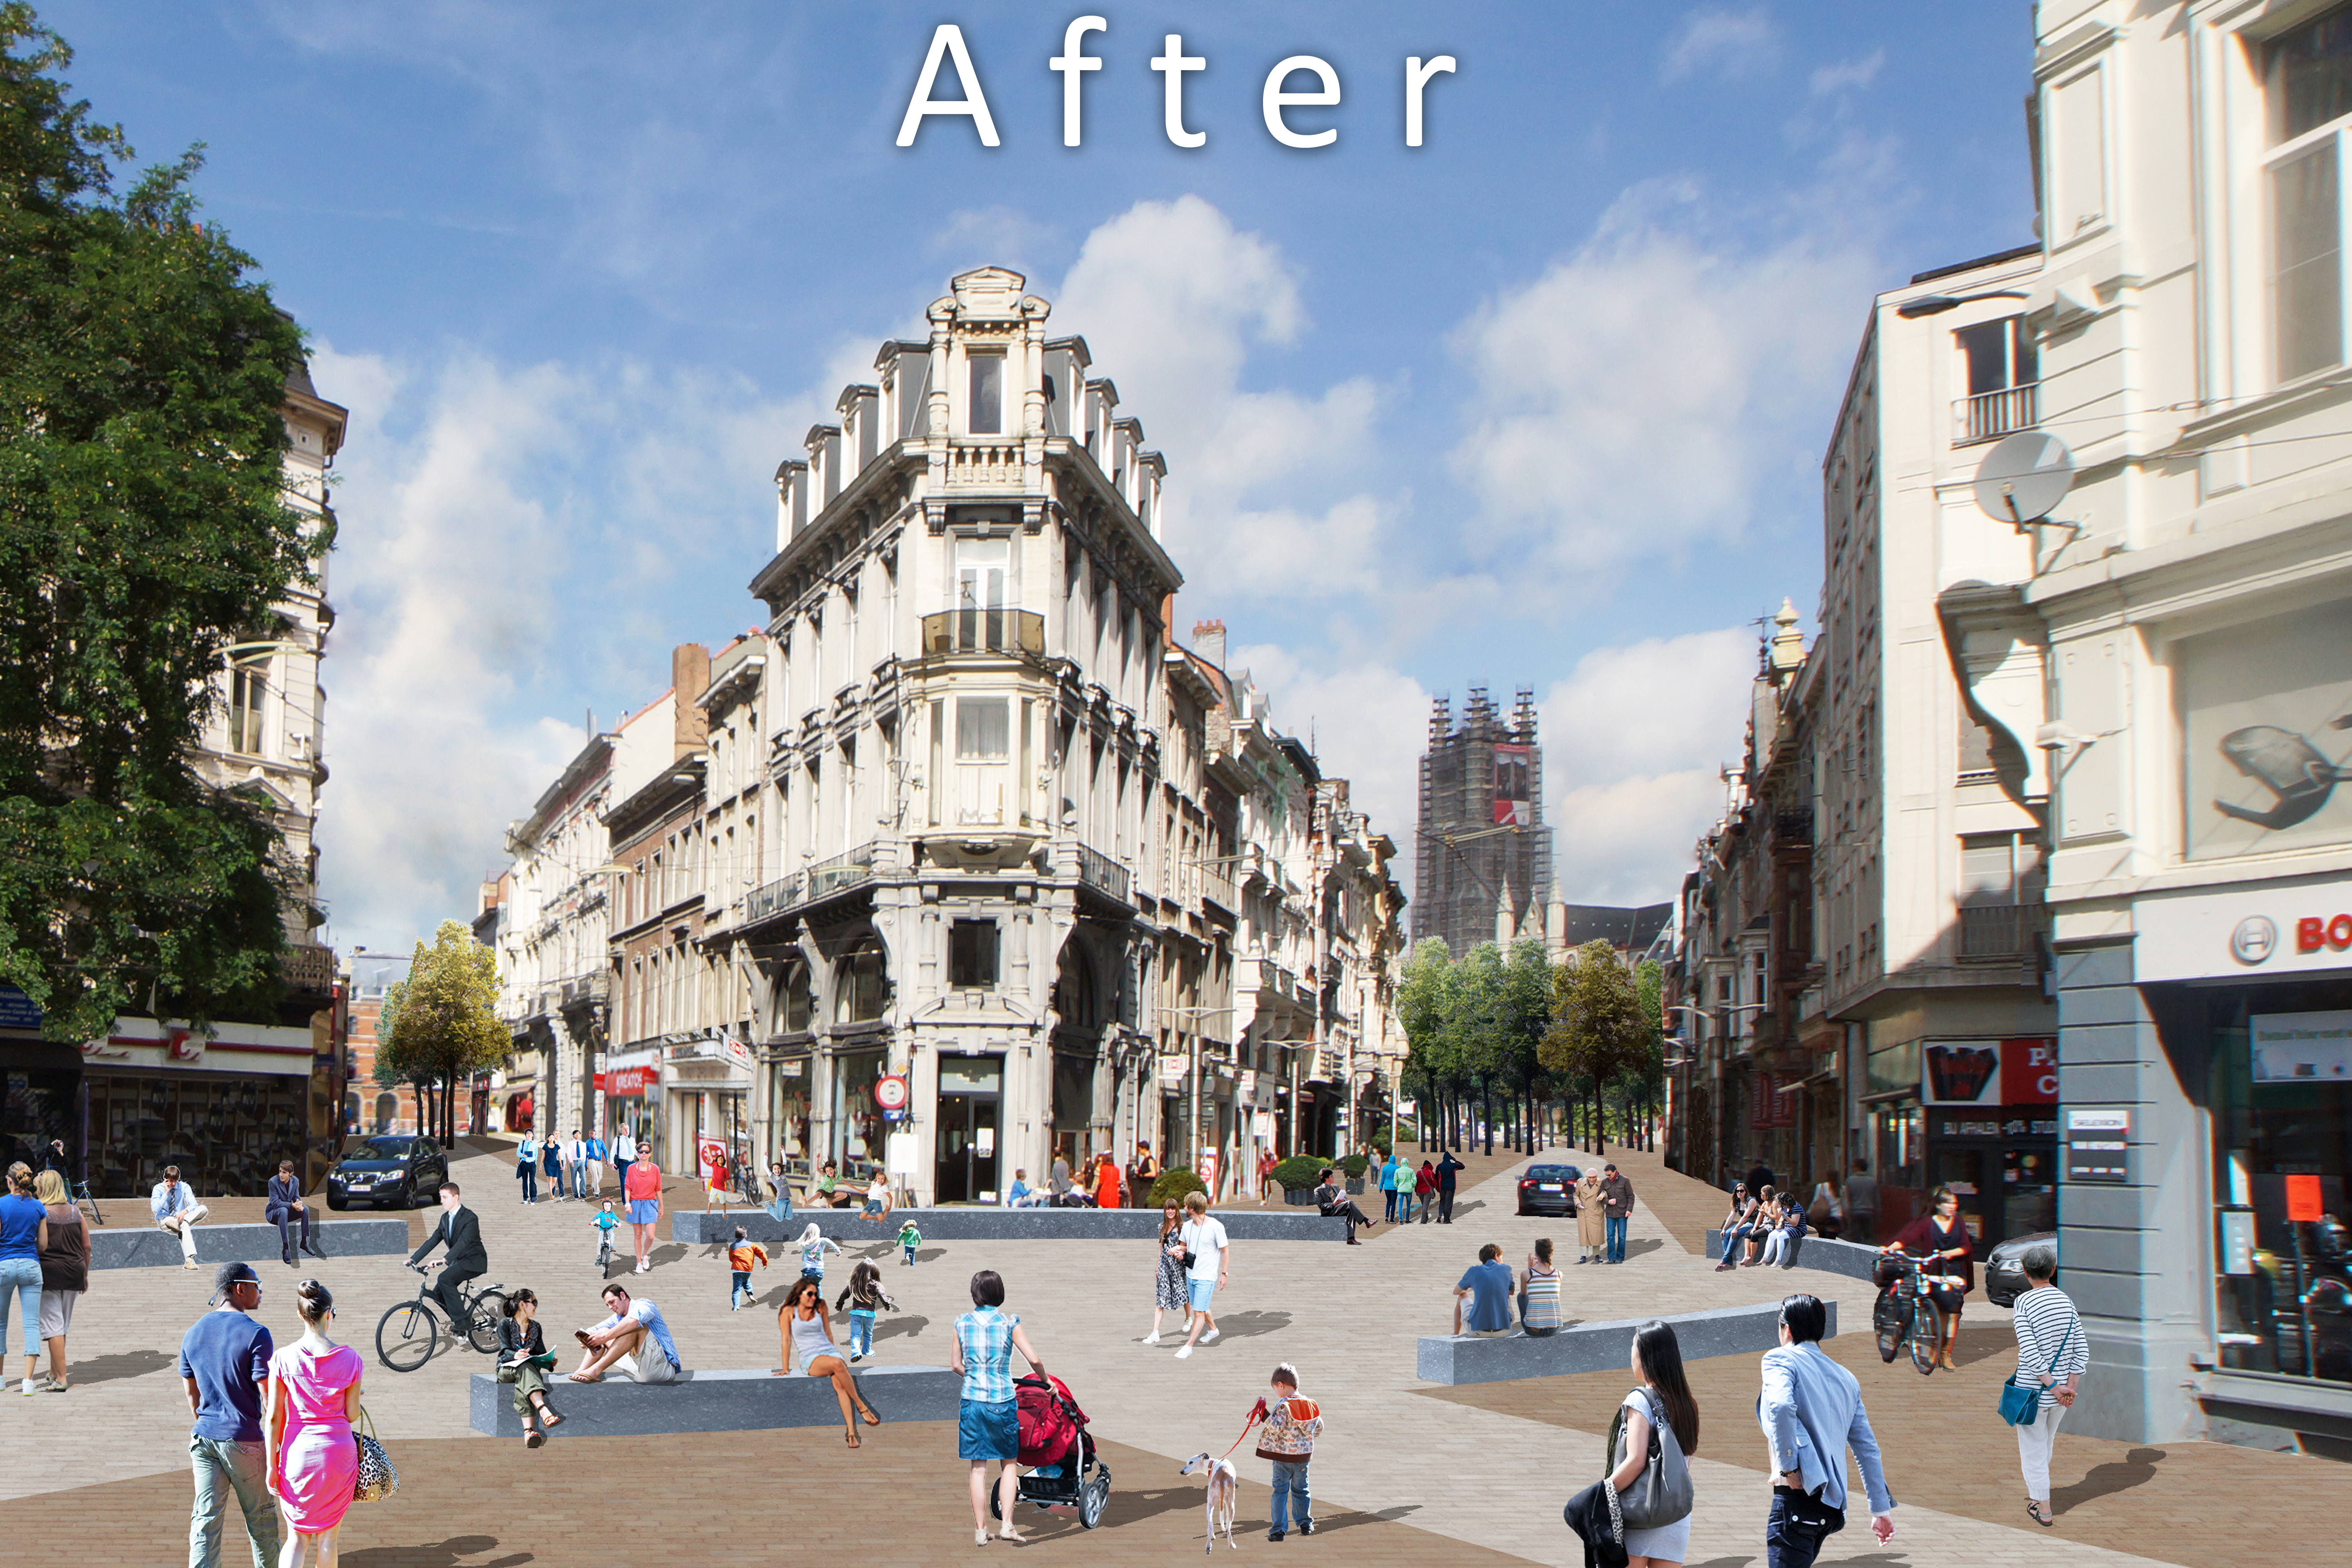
568 1283 682 1384
1312 1168 1373 1245
151 1166 210 1271
267 1161 325 1267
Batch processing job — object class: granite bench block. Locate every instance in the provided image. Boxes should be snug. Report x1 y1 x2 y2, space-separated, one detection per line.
1704 1229 1883 1283
670 1206 1346 1246
467 1363 960 1438
1415 1298 1836 1385
91 1218 411 1271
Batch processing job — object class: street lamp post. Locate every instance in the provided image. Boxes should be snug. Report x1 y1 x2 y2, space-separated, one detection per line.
1894 287 2031 320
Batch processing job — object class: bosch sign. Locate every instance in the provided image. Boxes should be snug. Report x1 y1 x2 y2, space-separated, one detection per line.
2137 884 2352 982
2295 914 2352 954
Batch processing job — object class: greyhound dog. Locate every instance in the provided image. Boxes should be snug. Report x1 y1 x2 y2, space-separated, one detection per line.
1178 1451 1240 1552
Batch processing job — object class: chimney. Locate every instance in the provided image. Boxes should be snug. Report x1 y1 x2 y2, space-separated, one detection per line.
1192 618 1226 671
671 644 711 757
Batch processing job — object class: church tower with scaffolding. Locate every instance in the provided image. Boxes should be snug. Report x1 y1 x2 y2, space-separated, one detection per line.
1412 686 1553 955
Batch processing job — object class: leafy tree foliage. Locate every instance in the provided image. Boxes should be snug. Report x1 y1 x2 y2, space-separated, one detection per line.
0 5 313 1043
378 922 509 1145
1541 939 1651 1152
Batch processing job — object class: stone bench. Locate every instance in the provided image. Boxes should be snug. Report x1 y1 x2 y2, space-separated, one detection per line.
671 1205 1346 1247
1415 1298 1838 1386
467 1363 960 1438
1704 1229 1883 1283
91 1217 411 1271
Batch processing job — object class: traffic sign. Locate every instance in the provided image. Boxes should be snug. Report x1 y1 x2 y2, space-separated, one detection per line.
874 1074 909 1112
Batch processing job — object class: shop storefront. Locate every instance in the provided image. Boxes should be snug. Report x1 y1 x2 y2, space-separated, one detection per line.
766 1048 813 1181
597 1051 657 1147
827 1041 888 1182
934 1051 1002 1203
660 1037 752 1179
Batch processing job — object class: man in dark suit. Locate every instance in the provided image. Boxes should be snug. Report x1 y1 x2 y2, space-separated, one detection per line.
410 1181 487 1327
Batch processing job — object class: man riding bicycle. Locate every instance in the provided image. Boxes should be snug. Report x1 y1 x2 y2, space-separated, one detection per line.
409 1181 488 1328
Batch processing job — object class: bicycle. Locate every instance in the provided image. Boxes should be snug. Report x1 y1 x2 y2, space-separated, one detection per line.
376 1263 508 1373
1871 1250 1965 1376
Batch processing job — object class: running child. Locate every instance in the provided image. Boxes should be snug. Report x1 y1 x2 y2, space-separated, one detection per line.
728 1225 769 1310
896 1217 922 1266
835 1259 898 1361
793 1221 842 1283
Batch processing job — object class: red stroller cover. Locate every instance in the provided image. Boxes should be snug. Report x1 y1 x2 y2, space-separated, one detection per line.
1014 1374 1087 1467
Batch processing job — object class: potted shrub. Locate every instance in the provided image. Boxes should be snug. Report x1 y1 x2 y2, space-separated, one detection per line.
1339 1152 1370 1194
1272 1155 1323 1205
1147 1167 1206 1210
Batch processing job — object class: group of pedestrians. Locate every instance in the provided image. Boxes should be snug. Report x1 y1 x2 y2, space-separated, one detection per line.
1376 1149 1466 1224
509 1130 610 1204
0 1161 86 1395
1143 1191 1230 1357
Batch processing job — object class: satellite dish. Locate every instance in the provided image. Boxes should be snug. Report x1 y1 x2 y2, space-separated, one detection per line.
1973 431 2076 526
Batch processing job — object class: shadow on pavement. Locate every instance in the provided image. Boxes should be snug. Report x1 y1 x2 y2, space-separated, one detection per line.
646 1243 687 1268
69 1348 174 1385
1310 1505 1424 1534
2053 1445 2166 1512
344 1534 530 1567
873 1314 930 1341
1208 1309 1292 1339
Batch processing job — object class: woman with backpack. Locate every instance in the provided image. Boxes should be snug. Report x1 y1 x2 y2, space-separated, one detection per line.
1608 1318 1699 1567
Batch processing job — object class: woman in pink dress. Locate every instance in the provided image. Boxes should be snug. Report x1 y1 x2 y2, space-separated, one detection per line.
265 1279 363 1566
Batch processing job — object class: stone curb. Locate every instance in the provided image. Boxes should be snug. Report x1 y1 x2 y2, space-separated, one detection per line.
89 1217 412 1270
467 1363 960 1437
670 1206 1347 1245
1415 1298 1838 1385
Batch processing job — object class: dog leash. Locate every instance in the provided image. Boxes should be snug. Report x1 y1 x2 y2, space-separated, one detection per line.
1216 1408 1263 1463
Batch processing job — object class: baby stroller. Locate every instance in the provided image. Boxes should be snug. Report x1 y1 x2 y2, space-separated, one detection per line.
989 1373 1111 1530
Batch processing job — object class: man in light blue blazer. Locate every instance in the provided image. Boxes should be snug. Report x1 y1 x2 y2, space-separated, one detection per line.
1756 1294 1897 1568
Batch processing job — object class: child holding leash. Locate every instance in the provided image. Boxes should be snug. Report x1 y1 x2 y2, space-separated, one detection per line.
1252 1361 1323 1542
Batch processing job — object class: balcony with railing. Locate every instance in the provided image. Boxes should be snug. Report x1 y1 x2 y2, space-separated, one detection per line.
1957 902 2043 962
1199 861 1237 914
920 608 1045 657
1076 842 1131 909
1955 381 2039 445
281 942 337 998
805 844 877 905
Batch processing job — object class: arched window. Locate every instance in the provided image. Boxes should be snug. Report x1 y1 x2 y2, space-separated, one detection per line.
1053 943 1098 1031
836 936 888 1024
778 957 814 1035
372 1093 397 1133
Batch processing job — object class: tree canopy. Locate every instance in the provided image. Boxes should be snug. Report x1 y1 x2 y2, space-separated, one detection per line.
0 5 314 1043
378 922 509 1106
1541 938 1652 1091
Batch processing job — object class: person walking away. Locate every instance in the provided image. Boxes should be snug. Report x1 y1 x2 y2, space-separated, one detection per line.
612 1127 637 1201
777 1276 881 1444
263 1279 361 1568
1 1165 48 1394
409 1183 488 1333
514 1134 539 1205
1312 1168 1373 1243
1435 1150 1465 1224
1378 1153 1399 1224
727 1226 769 1311
1414 1159 1437 1223
2010 1245 2087 1528
763 1160 797 1229
266 1161 323 1267
953 1268 1047 1546
496 1289 561 1448
1576 1167 1606 1263
623 1154 663 1272
1145 1202 1188 1345
1049 1152 1073 1202
1840 1160 1878 1247
1884 1185 1973 1370
153 1165 211 1270
1453 1243 1514 1338
836 1259 897 1362
1806 1176 1844 1242
584 1132 607 1199
793 1221 843 1283
896 1217 922 1267
1174 1191 1230 1359
1601 1162 1636 1265
570 1283 684 1384
1759 1294 1896 1568
1097 1152 1124 1210
1254 1361 1323 1541
1519 1238 1564 1336
180 1262 282 1568
33 1168 86 1391
1609 1319 1701 1568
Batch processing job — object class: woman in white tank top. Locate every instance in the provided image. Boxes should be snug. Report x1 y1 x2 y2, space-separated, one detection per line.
777 1276 878 1447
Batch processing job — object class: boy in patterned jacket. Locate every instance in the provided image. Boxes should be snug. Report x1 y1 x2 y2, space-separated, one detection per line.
1252 1361 1323 1542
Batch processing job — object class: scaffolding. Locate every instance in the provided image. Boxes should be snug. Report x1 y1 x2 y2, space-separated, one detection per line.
1413 686 1554 955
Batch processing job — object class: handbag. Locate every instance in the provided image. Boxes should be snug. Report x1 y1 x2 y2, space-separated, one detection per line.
1603 1389 1694 1530
1999 1322 2072 1426
351 1407 399 1503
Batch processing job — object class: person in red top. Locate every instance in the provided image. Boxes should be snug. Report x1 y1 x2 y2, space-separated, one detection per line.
1257 1149 1278 1203
1414 1161 1437 1224
1092 1154 1122 1210
1882 1184 1974 1370
622 1156 663 1274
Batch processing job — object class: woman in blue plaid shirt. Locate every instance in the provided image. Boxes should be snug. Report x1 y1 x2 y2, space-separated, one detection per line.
951 1268 1046 1546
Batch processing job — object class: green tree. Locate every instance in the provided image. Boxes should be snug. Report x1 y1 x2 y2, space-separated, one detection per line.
1495 937 1553 1153
0 6 314 1045
378 922 509 1145
1396 937 1460 1150
1625 958 1667 1152
1540 939 1650 1155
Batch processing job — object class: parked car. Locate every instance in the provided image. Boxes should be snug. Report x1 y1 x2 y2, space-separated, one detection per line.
1983 1230 2058 1307
326 1135 450 1210
1516 1163 1581 1217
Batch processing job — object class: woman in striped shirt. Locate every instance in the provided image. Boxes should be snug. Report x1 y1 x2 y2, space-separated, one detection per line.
1519 1238 1564 1335
2009 1243 2087 1528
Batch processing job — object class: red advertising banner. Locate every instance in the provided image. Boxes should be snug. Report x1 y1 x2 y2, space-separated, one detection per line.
1999 1037 2059 1105
597 1065 654 1097
1924 1038 2056 1105
2287 1173 2325 1223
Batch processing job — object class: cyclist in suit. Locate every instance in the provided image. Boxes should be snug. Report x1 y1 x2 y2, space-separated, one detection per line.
408 1182 487 1326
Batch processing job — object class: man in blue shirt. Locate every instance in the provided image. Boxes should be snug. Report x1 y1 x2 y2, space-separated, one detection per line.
1452 1243 1515 1337
152 1164 211 1270
570 1283 682 1383
1757 1294 1897 1567
180 1261 280 1568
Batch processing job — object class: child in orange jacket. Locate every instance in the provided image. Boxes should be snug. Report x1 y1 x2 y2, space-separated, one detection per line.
727 1225 769 1311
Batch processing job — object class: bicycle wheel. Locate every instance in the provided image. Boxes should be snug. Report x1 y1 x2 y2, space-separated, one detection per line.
376 1301 441 1372
467 1292 508 1354
1909 1298 1944 1375
1872 1287 1906 1363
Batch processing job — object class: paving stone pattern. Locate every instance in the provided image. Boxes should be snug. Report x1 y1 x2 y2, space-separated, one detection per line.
0 1138 2321 1566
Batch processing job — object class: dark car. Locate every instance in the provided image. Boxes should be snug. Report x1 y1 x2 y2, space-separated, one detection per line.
326 1135 450 1210
1516 1163 1581 1217
1983 1230 2058 1307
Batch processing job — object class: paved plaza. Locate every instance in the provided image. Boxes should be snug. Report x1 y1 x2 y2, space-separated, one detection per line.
5 1143 2345 1564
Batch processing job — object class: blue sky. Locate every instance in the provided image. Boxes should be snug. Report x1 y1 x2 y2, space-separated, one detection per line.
38 2 2037 950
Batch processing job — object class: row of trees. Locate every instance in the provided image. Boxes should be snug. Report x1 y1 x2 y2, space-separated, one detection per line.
1395 936 1664 1158
373 920 507 1145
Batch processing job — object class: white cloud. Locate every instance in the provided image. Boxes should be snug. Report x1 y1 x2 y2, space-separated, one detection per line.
1446 178 1877 581
1661 6 1781 84
1539 627 1760 904
1227 643 1432 853
1810 51 1886 98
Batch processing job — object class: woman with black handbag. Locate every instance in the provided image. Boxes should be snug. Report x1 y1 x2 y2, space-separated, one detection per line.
1604 1319 1699 1567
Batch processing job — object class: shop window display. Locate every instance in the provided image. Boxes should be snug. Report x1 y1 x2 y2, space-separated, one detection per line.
86 1072 307 1198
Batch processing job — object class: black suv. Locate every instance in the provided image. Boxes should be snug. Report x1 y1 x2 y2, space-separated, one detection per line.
1983 1230 2058 1307
1515 1163 1582 1217
325 1136 450 1210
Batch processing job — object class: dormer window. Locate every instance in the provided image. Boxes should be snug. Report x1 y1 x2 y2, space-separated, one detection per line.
968 351 1004 435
